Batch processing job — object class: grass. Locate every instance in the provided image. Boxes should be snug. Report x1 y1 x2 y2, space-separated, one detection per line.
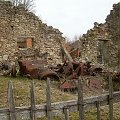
0 76 120 119
0 76 77 108
37 105 120 120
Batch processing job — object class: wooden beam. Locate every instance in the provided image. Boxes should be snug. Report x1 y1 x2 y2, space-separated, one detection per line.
109 75 113 120
46 78 52 120
96 101 101 120
30 80 36 120
61 45 73 62
63 107 70 120
8 81 16 120
78 77 84 120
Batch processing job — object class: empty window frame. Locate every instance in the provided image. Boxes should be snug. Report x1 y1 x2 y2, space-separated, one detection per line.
17 37 34 48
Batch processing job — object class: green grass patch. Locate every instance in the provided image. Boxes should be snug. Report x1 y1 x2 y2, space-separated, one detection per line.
0 76 77 108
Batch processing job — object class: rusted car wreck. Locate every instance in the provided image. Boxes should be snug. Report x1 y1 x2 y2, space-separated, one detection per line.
18 60 59 80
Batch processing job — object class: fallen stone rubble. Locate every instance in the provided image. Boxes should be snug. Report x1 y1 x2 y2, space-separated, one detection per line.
0 60 16 77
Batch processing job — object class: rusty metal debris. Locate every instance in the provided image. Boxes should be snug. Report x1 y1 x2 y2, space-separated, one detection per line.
60 80 77 92
55 61 102 79
40 70 59 80
89 79 102 91
0 56 109 93
18 60 59 80
54 61 103 91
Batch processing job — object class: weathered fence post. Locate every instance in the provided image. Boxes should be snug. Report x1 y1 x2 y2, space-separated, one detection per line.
46 78 52 120
63 107 70 120
30 80 36 120
8 81 16 120
96 101 101 120
109 74 113 120
78 76 84 120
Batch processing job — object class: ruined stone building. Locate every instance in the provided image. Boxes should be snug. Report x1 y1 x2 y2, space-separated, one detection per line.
79 2 120 70
80 23 110 64
106 2 120 69
0 1 65 65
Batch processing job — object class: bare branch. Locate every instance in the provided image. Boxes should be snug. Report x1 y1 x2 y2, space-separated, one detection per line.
9 0 35 11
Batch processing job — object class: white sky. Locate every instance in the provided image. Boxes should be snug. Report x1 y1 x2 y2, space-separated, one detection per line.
34 0 120 41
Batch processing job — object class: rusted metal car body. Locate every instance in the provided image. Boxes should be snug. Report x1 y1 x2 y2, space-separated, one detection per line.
18 60 59 80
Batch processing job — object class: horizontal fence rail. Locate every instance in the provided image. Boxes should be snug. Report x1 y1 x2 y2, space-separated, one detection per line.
0 91 120 120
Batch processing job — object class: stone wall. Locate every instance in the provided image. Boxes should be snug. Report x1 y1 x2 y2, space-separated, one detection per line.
106 2 120 69
0 1 65 65
80 22 109 64
80 2 120 70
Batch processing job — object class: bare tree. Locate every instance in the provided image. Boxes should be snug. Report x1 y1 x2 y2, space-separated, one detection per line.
10 0 34 11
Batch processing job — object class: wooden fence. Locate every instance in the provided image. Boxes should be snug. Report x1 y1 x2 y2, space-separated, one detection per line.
0 77 120 120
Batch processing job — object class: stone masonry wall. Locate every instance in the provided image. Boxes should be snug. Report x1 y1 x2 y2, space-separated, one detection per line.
81 2 120 70
0 1 65 65
106 2 120 69
80 2 120 69
80 22 109 64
